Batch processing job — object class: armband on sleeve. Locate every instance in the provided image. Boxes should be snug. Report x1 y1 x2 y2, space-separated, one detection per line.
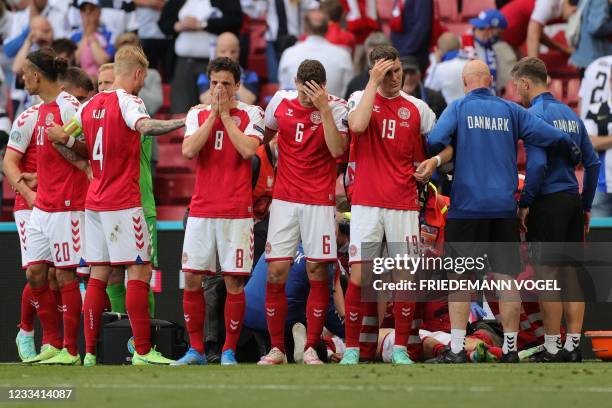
64 118 82 138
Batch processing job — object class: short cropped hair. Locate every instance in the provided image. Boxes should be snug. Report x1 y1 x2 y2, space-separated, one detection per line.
114 45 148 76
62 66 94 92
206 57 241 83
98 63 114 74
296 59 326 85
511 57 548 86
369 45 400 67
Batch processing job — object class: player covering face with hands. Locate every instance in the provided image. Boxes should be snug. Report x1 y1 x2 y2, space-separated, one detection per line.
258 60 348 365
177 57 264 366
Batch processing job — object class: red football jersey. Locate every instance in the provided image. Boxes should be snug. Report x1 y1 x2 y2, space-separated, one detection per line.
265 90 348 206
185 102 265 218
77 89 150 211
347 90 436 210
34 92 88 212
7 104 40 211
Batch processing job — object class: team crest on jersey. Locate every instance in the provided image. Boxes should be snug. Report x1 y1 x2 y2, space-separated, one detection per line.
265 242 272 254
349 244 357 257
398 107 410 120
182 252 189 265
45 113 54 126
10 130 22 143
231 116 242 127
310 111 322 124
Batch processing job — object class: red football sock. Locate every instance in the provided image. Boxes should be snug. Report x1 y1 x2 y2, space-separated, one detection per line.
344 281 362 348
305 279 329 350
19 283 36 332
488 346 503 360
30 284 62 349
83 278 107 354
60 280 82 356
52 288 63 332
222 291 245 352
393 302 415 348
183 288 205 354
432 342 446 358
265 281 287 352
126 280 151 355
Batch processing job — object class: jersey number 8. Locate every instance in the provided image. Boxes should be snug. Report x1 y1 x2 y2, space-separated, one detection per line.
215 130 223 150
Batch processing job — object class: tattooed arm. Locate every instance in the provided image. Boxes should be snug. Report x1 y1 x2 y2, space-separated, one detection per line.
135 118 185 136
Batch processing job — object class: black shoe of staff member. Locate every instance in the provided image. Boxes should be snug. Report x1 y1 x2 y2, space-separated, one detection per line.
427 347 468 364
530 349 565 363
499 351 520 363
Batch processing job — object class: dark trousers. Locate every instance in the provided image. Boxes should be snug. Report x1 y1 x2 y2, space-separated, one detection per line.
170 56 209 113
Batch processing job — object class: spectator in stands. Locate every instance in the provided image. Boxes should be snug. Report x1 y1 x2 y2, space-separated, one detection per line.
51 39 78 66
527 0 575 58
278 9 353 98
424 32 469 104
167 0 242 113
321 0 356 54
133 0 171 76
390 0 433 72
114 32 164 116
401 56 446 119
569 0 612 72
341 0 379 45
68 0 139 46
3 0 69 60
11 15 54 76
71 0 114 78
344 31 390 100
579 55 612 118
197 32 259 105
259 0 319 84
584 73 612 217
60 66 95 102
464 8 516 95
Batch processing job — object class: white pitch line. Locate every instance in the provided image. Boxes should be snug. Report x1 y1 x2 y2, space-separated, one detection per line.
2 383 610 394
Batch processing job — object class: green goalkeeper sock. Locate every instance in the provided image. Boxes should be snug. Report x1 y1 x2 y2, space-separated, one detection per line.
148 288 155 318
106 284 126 314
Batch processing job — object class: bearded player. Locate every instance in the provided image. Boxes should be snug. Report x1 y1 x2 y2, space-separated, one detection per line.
16 48 89 365
340 45 436 365
258 59 348 365
49 45 185 365
173 57 264 366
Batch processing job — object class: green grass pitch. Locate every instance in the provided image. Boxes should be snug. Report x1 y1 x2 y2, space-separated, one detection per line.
1 363 611 408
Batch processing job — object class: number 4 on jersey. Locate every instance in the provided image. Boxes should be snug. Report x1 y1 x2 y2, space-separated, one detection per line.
93 127 103 170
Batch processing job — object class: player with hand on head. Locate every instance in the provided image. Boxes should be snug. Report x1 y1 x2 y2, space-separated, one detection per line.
16 48 89 365
48 45 185 366
340 45 437 365
174 57 264 366
257 59 348 365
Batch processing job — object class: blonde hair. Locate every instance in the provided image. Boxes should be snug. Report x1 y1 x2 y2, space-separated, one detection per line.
115 32 140 50
98 62 114 74
114 45 149 76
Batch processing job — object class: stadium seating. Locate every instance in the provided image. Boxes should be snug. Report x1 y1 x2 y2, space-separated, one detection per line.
377 0 395 20
156 205 187 221
260 83 279 108
566 78 580 108
460 0 495 19
154 173 195 205
549 79 564 101
156 143 196 174
436 0 459 22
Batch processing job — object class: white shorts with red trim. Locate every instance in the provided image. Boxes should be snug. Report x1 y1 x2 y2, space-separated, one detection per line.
182 216 253 275
85 207 151 265
265 199 337 262
26 207 86 269
14 209 32 269
419 329 451 345
349 205 420 264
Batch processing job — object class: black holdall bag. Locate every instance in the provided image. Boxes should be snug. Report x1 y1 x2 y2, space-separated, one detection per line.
94 312 187 364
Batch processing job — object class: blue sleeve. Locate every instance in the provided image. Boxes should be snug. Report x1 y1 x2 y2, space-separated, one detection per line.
390 0 433 55
197 73 210 94
3 28 30 58
579 122 601 211
426 101 458 155
243 70 259 95
520 144 548 208
104 31 115 57
586 0 612 37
